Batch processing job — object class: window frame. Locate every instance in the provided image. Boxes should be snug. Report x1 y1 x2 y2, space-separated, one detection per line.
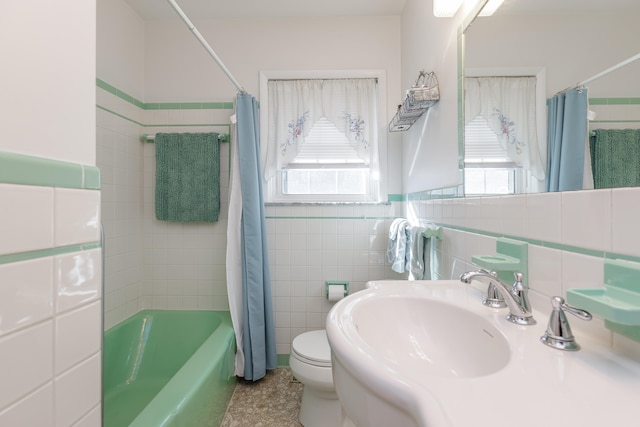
259 70 388 203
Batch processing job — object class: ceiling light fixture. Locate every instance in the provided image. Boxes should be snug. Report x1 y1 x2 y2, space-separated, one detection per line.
433 0 464 17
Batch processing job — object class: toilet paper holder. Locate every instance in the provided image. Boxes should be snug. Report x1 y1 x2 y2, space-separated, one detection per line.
326 281 349 299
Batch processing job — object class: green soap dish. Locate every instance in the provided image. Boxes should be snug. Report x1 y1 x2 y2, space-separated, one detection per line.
566 259 640 326
566 286 640 325
471 254 521 271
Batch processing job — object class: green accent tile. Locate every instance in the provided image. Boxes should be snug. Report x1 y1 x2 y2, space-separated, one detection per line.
157 102 183 110
0 243 99 265
83 166 101 189
387 194 406 202
607 97 632 105
277 354 290 367
0 151 84 189
97 79 235 112
96 78 118 95
589 98 608 105
201 102 234 109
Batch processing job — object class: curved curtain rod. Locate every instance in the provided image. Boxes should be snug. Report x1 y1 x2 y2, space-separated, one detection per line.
166 0 246 94
577 52 640 88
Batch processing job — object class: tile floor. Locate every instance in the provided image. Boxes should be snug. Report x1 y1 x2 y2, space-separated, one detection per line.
221 368 304 427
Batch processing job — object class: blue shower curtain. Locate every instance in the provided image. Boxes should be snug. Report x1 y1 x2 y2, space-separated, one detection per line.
546 88 589 192
235 93 277 381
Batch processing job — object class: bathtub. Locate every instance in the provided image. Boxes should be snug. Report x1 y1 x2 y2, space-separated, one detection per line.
104 310 236 427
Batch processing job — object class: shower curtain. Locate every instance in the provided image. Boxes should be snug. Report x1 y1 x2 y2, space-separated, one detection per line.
546 88 592 192
226 93 277 381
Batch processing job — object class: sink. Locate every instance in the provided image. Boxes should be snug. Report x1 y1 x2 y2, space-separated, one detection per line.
326 280 640 427
350 295 510 378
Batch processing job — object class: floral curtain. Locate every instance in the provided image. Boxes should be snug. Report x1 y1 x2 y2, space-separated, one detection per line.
465 76 545 180
265 78 378 179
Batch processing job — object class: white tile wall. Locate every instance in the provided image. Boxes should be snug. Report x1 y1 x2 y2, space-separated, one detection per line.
55 249 101 313
97 87 144 328
54 188 101 247
0 184 102 426
0 258 53 335
98 88 235 327
0 321 53 410
267 202 404 355
0 384 54 427
0 184 54 256
417 186 640 361
54 354 101 427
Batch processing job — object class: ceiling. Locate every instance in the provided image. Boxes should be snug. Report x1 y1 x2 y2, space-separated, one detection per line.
124 0 407 20
124 0 640 21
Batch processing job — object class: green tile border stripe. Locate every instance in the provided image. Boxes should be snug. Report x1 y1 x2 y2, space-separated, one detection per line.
277 354 290 367
0 242 101 265
97 79 234 110
266 216 395 220
435 223 640 265
589 97 640 105
0 151 101 190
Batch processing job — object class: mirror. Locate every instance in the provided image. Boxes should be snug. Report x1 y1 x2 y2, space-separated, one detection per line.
463 0 640 194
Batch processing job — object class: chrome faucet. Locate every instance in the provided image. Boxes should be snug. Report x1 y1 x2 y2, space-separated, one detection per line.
540 296 592 351
460 269 536 325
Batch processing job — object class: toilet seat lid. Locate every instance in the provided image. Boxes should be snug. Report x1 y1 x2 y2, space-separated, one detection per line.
292 330 332 367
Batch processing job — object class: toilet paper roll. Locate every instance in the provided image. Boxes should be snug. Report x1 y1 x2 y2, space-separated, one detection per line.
327 284 346 302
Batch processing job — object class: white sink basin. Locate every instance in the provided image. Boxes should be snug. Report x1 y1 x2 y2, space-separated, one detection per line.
327 280 640 427
351 295 510 379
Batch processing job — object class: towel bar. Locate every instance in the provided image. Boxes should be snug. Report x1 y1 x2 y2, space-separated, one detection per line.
140 133 230 143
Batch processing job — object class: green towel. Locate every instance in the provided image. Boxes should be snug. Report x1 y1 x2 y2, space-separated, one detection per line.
590 129 640 189
155 132 220 222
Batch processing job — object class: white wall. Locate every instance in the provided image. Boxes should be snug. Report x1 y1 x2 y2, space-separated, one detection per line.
0 1 96 165
97 0 146 100
400 0 462 194
465 11 640 97
144 16 402 105
0 0 101 425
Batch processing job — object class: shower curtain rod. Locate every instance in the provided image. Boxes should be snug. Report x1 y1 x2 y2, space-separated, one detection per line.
166 0 246 94
576 52 640 88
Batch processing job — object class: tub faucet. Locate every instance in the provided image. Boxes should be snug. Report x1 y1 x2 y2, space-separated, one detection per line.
460 269 536 326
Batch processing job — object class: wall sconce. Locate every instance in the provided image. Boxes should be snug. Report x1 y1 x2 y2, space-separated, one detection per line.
432 0 463 17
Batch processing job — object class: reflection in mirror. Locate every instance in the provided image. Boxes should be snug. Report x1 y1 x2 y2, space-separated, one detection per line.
463 0 640 195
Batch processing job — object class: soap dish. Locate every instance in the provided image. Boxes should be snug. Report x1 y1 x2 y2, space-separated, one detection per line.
471 254 521 271
566 259 640 326
566 286 640 325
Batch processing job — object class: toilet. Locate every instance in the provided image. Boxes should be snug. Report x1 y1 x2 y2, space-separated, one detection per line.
289 330 342 427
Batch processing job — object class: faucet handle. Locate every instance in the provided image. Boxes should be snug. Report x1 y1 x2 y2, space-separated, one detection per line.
540 296 592 351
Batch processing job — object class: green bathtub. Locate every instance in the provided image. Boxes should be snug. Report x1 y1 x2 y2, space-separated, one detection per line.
104 310 236 427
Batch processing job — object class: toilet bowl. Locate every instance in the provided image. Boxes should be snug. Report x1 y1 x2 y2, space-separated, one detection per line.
290 330 342 427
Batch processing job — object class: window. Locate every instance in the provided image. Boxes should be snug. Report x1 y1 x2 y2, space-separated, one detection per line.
464 71 547 194
259 71 386 203
464 114 517 195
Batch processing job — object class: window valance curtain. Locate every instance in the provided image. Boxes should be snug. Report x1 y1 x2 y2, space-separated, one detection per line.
465 76 545 180
265 78 378 179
